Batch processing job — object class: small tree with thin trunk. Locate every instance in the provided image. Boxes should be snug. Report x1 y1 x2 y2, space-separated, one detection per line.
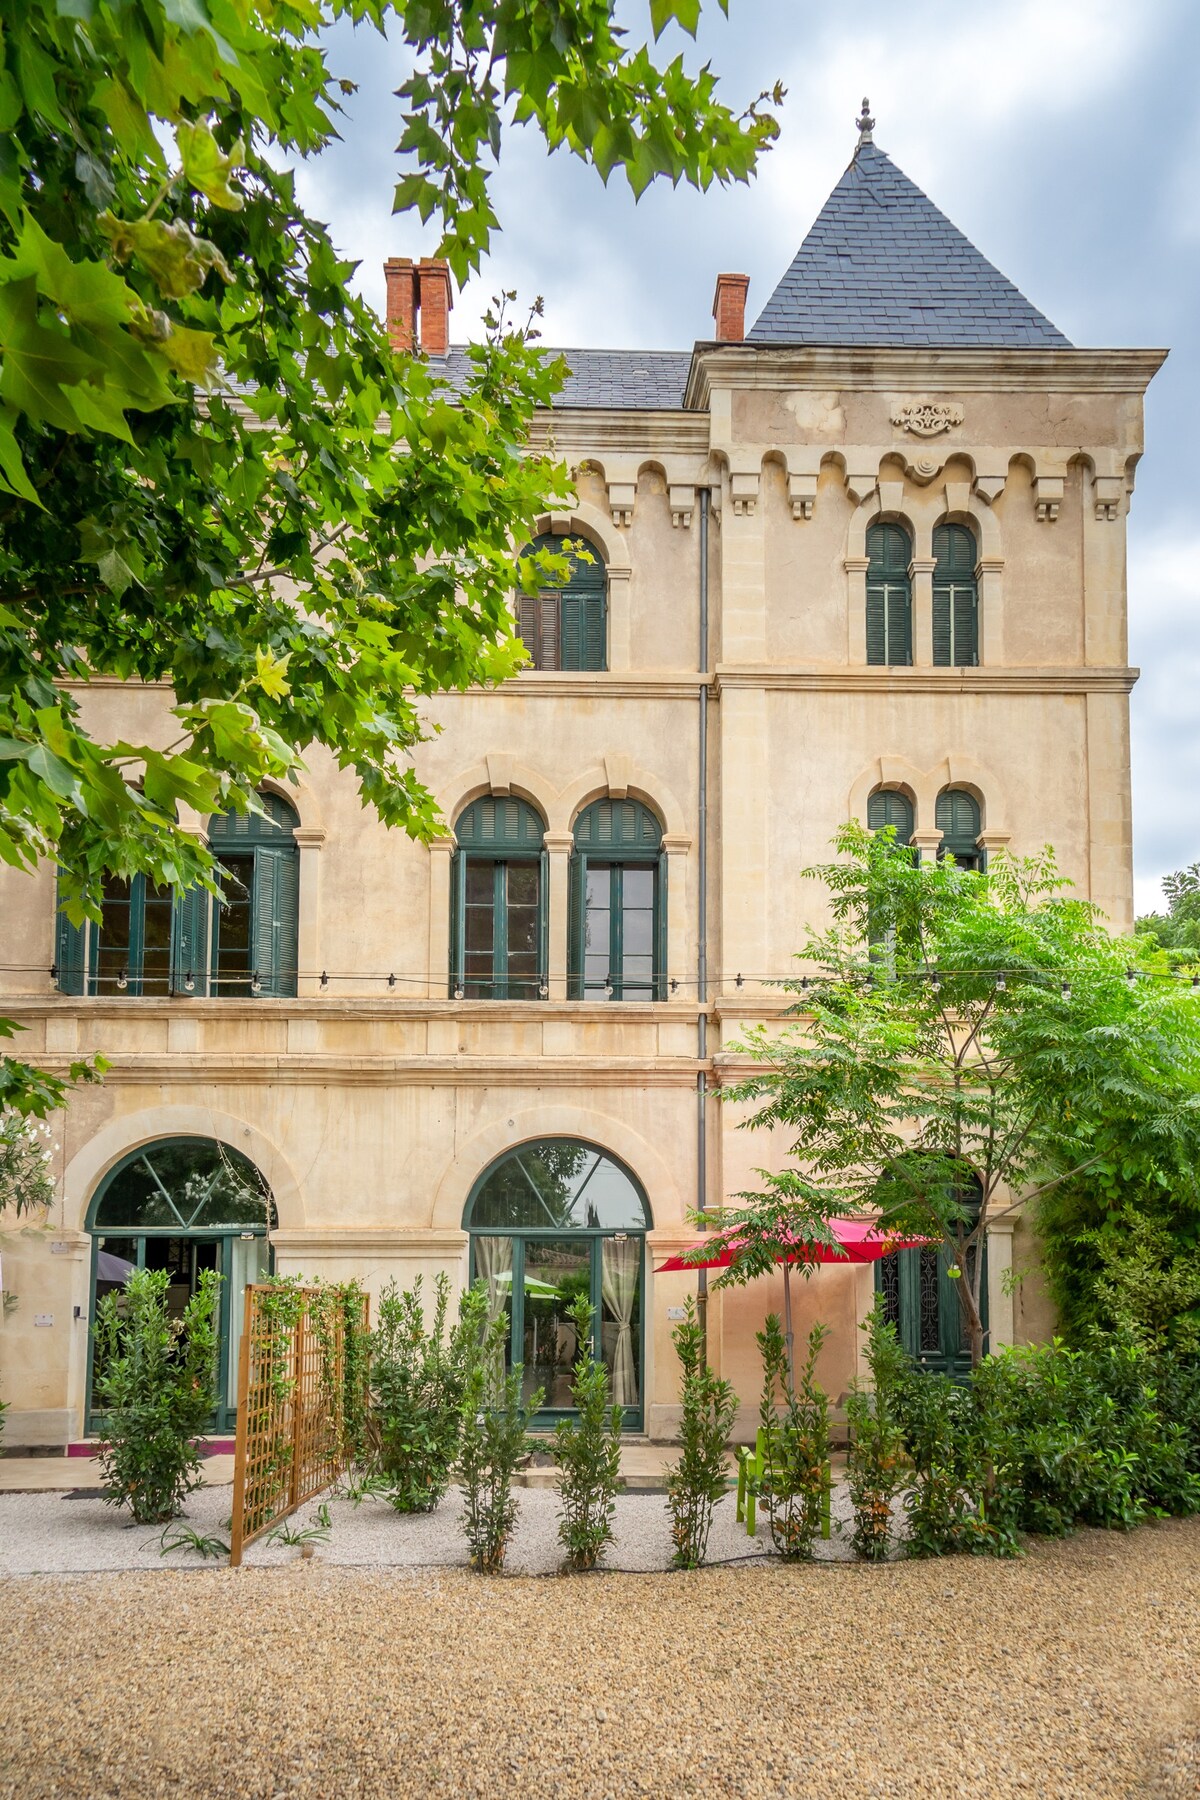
717 825 1200 1368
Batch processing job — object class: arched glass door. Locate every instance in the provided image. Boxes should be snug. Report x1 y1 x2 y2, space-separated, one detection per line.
465 1139 651 1429
86 1137 275 1433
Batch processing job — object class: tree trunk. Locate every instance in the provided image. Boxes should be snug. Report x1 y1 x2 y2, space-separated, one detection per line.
782 1260 795 1399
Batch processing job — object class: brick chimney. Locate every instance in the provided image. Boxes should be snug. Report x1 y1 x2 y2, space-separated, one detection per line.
384 257 417 352
712 272 750 343
417 258 452 356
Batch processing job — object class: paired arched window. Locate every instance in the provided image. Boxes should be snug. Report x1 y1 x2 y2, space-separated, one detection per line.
451 797 547 1000
866 789 914 848
517 534 607 672
936 789 983 870
865 523 912 667
570 799 664 1001
932 524 979 667
54 791 300 998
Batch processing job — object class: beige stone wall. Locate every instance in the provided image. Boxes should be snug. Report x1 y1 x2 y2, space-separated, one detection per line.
0 343 1162 1443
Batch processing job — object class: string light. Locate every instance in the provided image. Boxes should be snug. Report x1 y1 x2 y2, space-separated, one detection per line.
183 970 195 995
995 974 1006 993
1061 979 1071 1000
116 967 128 991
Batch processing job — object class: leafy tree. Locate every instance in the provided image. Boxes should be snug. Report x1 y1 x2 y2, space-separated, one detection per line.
0 0 779 1114
722 824 1200 1367
1136 861 1200 964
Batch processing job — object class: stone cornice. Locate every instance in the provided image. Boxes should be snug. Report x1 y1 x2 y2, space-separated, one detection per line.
13 997 714 1023
478 671 713 700
528 410 706 455
684 343 1168 409
29 1056 710 1087
713 665 1139 696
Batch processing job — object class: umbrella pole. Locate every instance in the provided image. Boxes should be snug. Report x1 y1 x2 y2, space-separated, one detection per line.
783 1260 795 1400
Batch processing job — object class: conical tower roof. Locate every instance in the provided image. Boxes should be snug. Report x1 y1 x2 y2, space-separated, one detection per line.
748 118 1070 349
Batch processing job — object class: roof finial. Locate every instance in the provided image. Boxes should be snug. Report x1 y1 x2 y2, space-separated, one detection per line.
856 96 875 145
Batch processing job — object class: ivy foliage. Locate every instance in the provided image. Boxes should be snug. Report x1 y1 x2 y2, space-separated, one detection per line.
0 0 778 1110
723 825 1200 1367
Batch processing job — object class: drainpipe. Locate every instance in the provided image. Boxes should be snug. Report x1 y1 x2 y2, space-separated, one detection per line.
697 487 710 1354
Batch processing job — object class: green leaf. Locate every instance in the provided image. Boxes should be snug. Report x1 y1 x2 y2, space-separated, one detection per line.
176 121 245 212
99 214 234 299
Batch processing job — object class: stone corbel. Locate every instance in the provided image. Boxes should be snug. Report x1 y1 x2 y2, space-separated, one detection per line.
781 454 820 520
1034 476 1064 523
944 479 972 517
877 478 904 516
608 482 636 527
485 752 513 795
910 830 944 866
604 752 632 799
669 484 695 528
845 468 878 507
730 470 759 517
1093 475 1123 522
973 472 1007 506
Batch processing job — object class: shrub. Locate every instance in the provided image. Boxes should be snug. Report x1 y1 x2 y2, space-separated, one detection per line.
552 1298 622 1572
457 1311 543 1574
845 1299 909 1561
372 1274 486 1513
93 1266 222 1524
897 1368 1006 1556
665 1298 738 1570
755 1315 832 1561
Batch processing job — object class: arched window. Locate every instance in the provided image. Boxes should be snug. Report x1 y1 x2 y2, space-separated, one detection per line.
866 789 914 847
865 523 912 667
876 1166 985 1379
570 799 664 1001
933 523 979 667
451 796 546 1000
936 789 983 871
86 1136 275 1431
464 1138 651 1422
209 792 300 998
516 534 607 671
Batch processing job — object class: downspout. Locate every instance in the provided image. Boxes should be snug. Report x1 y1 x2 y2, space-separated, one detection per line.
697 486 710 1353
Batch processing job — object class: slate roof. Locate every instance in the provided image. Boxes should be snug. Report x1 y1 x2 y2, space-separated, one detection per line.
748 137 1071 349
439 347 691 409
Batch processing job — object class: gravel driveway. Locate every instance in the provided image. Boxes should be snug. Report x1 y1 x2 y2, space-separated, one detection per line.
1 1517 1196 1798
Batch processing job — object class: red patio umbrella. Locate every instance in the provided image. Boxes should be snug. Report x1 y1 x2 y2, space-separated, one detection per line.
655 1218 930 1273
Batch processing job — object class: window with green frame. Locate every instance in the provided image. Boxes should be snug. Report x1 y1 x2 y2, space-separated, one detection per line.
209 793 300 997
876 1167 985 1380
932 523 979 667
865 522 913 666
54 791 300 999
451 796 547 999
936 788 984 870
569 799 665 1001
516 533 607 671
866 788 915 847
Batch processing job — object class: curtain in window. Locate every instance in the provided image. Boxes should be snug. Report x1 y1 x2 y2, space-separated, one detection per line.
601 1236 640 1407
473 1235 513 1398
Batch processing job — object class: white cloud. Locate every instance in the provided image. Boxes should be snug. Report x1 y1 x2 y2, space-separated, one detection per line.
1129 522 1200 897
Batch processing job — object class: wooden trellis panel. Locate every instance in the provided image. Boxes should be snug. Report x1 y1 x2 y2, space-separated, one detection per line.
229 1284 369 1567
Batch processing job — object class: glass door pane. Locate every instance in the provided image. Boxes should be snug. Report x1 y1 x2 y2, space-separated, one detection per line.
601 1236 642 1408
473 1235 514 1394
505 861 540 998
522 1238 590 1410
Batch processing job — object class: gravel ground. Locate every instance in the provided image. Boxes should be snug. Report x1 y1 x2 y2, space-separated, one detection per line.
0 1518 1196 1800
0 1480 866 1574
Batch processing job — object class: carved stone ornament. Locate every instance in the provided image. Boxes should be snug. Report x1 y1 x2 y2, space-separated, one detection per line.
890 400 964 438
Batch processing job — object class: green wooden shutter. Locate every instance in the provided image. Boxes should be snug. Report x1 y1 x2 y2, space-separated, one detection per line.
252 845 299 997
54 884 87 996
889 588 913 665
932 590 952 665
581 590 605 670
560 591 581 670
170 886 210 996
865 590 886 665
516 593 540 665
867 790 914 843
568 851 584 999
954 588 978 666
450 850 464 996
538 848 549 996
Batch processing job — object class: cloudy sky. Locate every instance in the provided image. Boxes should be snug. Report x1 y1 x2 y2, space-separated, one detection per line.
294 0 1199 914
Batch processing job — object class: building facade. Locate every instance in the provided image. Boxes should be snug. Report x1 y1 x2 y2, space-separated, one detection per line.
0 117 1164 1445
